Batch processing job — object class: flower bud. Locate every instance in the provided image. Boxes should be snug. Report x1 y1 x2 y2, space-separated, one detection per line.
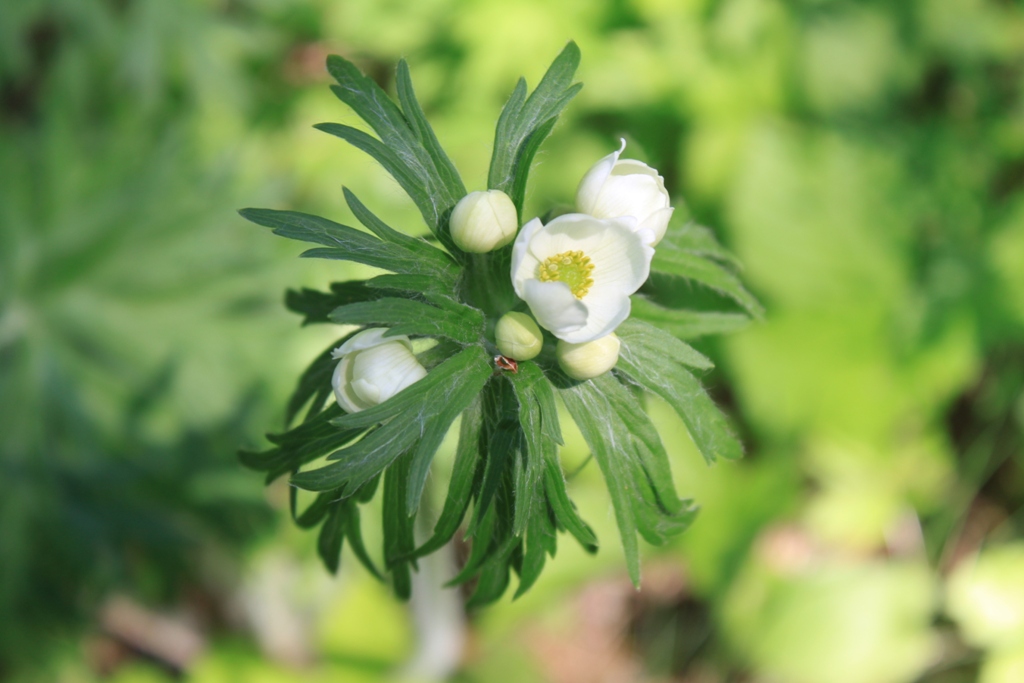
449 189 519 253
331 328 427 413
495 312 543 360
575 140 673 245
556 333 621 381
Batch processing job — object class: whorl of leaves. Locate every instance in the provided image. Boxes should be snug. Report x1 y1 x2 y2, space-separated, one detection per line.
240 43 755 605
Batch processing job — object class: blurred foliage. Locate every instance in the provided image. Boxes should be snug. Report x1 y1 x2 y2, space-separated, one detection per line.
3 0 1024 682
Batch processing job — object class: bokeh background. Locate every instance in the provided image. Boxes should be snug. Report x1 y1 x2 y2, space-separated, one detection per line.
3 0 1024 681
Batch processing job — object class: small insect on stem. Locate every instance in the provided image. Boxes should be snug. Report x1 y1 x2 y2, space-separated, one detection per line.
494 355 518 373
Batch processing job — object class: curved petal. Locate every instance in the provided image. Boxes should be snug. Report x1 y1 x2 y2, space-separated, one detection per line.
522 278 587 338
575 139 626 214
526 213 610 262
561 286 632 343
352 343 427 404
582 219 654 294
640 206 674 246
511 217 545 295
590 173 670 222
333 327 412 358
332 355 374 413
610 159 662 181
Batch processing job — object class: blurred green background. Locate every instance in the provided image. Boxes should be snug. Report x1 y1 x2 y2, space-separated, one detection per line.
3 0 1024 681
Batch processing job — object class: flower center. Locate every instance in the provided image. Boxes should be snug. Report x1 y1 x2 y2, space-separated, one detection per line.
537 250 595 299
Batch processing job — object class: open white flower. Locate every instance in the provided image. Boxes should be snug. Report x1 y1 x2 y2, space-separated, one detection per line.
331 328 427 413
511 213 654 344
575 139 673 245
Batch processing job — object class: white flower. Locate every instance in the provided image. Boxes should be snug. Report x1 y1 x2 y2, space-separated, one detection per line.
511 213 654 344
557 334 621 380
449 189 519 253
575 139 673 245
495 312 543 360
331 328 427 413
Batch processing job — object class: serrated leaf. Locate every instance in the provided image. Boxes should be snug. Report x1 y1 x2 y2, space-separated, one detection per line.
343 187 456 269
631 296 752 339
285 282 379 326
555 371 695 587
661 221 742 268
652 237 763 318
284 335 351 425
317 501 347 574
344 503 383 580
615 318 712 371
383 453 415 600
507 364 558 535
239 208 457 284
328 297 484 345
488 42 582 213
395 60 466 203
514 502 558 599
321 55 466 252
617 328 743 464
239 404 365 483
291 346 492 495
408 398 482 560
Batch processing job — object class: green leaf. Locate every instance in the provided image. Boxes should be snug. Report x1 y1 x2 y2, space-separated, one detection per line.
514 502 557 599
383 453 416 600
317 500 347 574
617 326 743 464
320 55 466 252
294 490 336 529
507 364 558 535
345 503 384 580
488 42 582 213
662 221 742 268
286 282 379 326
239 208 458 284
543 450 598 552
328 297 484 345
343 187 456 269
615 318 713 371
394 60 466 203
284 335 350 425
631 296 752 339
554 371 696 587
290 346 492 495
239 404 365 483
652 230 763 318
408 398 483 560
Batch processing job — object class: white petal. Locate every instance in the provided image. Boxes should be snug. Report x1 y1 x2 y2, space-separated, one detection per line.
580 219 654 294
351 342 427 404
511 217 544 295
522 279 587 337
526 213 610 262
333 327 412 358
589 173 670 222
561 286 632 343
640 207 674 246
575 139 626 214
610 159 662 180
332 355 374 413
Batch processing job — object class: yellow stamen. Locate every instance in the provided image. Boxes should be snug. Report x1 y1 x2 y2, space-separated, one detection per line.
537 250 595 299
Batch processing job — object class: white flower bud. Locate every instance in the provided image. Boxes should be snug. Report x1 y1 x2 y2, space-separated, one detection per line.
556 333 621 381
575 139 673 245
449 189 519 253
495 312 543 360
331 328 427 413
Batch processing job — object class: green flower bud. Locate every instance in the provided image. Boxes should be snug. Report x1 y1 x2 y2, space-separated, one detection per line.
556 333 621 380
450 189 519 253
495 312 543 360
